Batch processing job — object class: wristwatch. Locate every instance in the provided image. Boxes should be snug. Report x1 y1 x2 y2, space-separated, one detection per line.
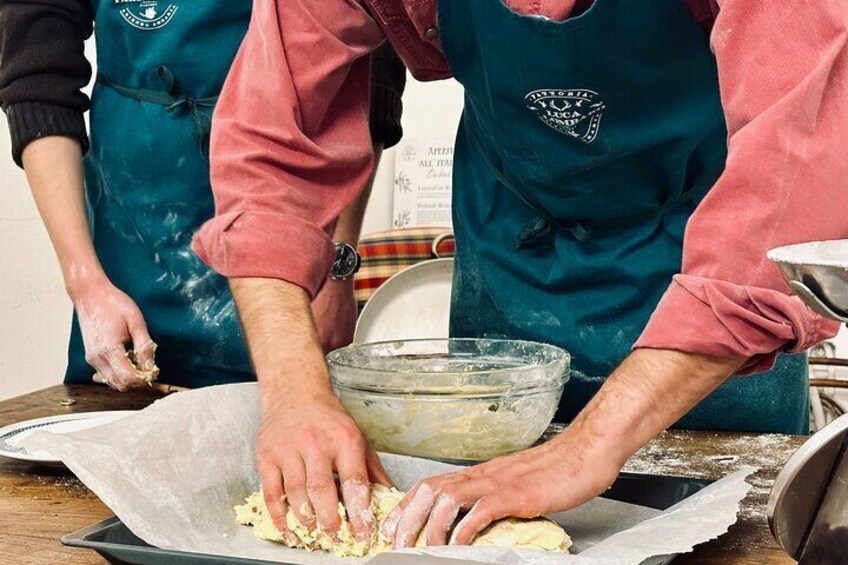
330 242 361 280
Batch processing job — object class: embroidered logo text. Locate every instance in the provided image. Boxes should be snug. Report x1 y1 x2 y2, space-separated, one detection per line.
525 89 606 144
115 0 178 30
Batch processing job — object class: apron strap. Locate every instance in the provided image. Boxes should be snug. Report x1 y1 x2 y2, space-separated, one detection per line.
463 106 704 249
97 67 218 159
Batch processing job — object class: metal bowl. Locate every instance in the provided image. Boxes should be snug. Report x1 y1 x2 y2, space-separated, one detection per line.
326 338 570 462
768 240 848 323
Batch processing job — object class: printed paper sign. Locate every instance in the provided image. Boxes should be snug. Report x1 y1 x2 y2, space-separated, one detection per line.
392 138 454 228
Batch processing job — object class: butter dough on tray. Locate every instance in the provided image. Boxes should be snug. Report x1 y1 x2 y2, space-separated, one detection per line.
235 484 572 557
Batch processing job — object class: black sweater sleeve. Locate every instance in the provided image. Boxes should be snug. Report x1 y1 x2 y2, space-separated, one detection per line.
0 0 94 166
0 3 403 165
369 41 406 150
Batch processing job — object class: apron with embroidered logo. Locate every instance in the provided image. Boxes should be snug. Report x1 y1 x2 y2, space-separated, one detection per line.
440 0 809 433
65 0 254 387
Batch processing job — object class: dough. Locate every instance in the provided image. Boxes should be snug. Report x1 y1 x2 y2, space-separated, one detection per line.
472 518 570 551
93 349 160 386
125 349 160 384
336 387 559 461
234 484 572 557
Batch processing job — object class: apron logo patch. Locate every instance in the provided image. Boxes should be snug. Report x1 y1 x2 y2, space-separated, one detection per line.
525 89 606 144
114 0 178 30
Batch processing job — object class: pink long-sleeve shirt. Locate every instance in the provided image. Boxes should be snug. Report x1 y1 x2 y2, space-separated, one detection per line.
194 0 848 372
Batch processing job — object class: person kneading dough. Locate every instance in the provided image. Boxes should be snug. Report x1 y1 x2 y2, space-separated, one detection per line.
235 484 572 557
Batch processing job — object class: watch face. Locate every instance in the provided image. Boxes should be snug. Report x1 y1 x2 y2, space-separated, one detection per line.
333 243 360 279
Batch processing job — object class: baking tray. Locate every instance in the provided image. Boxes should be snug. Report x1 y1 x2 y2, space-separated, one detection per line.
62 472 713 565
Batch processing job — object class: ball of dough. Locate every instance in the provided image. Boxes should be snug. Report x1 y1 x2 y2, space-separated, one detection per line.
234 484 572 557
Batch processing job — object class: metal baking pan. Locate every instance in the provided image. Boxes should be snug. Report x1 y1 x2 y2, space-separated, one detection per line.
62 472 713 565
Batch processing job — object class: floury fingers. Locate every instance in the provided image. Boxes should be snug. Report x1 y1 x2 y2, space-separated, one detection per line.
234 483 572 557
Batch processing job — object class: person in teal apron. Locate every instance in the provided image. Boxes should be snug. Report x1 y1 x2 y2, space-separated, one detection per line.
2 0 404 391
444 0 808 435
184 0 833 546
372 0 813 547
65 0 256 389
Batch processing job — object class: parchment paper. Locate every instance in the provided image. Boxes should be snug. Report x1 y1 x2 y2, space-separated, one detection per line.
24 383 755 564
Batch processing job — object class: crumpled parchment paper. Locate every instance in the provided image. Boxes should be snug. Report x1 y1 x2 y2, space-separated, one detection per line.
24 383 755 564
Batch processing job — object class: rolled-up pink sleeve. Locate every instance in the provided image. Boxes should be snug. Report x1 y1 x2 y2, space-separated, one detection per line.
636 0 848 372
192 0 385 298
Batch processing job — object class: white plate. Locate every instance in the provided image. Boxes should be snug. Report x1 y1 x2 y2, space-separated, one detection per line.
0 411 134 465
354 258 454 343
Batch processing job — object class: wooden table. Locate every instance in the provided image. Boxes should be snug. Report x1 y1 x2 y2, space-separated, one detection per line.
0 385 802 564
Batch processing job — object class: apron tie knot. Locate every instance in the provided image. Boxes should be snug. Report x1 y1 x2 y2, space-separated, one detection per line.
156 66 215 158
516 217 591 249
165 97 195 112
94 69 219 161
516 217 552 250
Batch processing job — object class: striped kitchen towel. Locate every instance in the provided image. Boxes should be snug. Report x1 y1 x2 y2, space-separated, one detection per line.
355 228 454 311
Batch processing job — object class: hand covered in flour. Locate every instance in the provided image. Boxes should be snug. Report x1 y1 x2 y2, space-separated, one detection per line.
312 279 357 353
383 349 745 548
383 428 621 548
72 277 157 392
256 383 391 546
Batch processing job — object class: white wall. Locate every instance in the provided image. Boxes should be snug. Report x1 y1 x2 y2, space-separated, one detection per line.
0 41 95 400
0 135 72 400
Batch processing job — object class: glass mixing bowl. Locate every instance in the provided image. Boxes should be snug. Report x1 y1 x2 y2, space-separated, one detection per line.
327 339 570 462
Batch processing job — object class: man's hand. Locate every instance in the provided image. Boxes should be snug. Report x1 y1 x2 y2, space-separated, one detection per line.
257 381 390 543
312 279 358 353
73 277 156 392
385 348 745 547
382 430 619 548
230 277 389 546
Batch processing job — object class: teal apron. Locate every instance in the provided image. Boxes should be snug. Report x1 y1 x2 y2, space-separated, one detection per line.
65 0 254 388
441 0 809 434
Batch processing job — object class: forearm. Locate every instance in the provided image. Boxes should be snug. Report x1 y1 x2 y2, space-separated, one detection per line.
235 280 389 541
635 1 847 370
331 145 381 246
194 0 385 299
21 136 106 297
562 348 745 467
229 277 330 402
384 349 748 546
